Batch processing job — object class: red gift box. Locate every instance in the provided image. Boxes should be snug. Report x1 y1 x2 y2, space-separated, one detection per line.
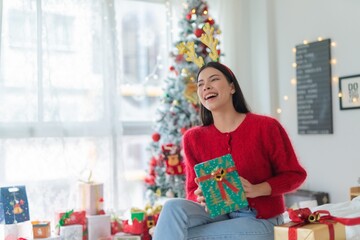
55 210 87 240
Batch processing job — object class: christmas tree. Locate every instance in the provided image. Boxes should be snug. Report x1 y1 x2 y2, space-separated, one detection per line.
144 0 221 204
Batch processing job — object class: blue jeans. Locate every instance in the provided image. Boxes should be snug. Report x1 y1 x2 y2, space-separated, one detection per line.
152 198 284 240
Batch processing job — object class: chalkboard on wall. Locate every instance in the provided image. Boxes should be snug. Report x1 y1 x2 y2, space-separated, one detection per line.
296 39 333 134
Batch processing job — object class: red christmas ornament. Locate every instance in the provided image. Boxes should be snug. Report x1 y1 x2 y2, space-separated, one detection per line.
152 132 161 142
169 66 175 71
150 157 157 167
145 175 155 185
175 54 184 63
186 13 192 21
205 18 215 25
194 28 204 38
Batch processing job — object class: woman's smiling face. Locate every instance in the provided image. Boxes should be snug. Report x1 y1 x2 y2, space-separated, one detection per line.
197 67 235 112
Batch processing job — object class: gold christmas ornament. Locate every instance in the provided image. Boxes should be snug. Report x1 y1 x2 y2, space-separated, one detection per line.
181 68 190 76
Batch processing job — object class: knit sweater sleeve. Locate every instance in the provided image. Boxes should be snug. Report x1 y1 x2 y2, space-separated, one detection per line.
182 128 199 202
264 119 307 196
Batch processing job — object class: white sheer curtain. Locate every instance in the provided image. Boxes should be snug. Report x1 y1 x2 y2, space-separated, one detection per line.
0 0 169 221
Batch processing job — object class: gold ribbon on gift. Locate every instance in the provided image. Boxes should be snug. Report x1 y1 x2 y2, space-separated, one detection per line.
196 166 239 200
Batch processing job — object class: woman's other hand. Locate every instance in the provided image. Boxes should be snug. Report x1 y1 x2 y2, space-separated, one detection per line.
240 177 272 198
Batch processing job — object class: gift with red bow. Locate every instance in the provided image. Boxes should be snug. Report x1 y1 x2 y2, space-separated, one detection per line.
275 207 360 240
194 154 248 218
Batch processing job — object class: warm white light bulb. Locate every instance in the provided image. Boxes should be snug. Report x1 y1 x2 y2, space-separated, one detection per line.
276 108 282 114
284 96 289 101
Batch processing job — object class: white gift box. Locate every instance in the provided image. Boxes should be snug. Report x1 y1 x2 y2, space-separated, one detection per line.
87 214 111 240
113 232 142 240
0 221 33 239
78 182 104 215
59 224 83 240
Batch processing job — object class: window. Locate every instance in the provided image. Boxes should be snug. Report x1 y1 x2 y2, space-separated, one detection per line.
0 0 169 221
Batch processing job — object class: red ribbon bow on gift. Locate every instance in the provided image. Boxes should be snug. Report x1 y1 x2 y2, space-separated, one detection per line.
287 208 360 240
196 166 239 200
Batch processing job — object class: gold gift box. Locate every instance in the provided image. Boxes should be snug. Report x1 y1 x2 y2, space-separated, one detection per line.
274 221 346 240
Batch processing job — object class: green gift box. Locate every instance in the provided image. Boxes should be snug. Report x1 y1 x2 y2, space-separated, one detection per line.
194 154 248 218
131 210 145 222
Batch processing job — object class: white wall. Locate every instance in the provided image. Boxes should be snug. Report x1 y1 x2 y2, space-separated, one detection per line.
215 0 360 203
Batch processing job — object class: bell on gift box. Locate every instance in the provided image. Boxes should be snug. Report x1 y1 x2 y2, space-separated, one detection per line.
13 202 23 214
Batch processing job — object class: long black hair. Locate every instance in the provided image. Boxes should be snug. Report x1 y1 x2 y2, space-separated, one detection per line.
196 61 251 126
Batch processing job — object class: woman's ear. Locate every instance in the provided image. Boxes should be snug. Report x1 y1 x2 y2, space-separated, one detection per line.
230 83 235 94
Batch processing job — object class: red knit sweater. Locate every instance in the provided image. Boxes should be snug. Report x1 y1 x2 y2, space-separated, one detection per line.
182 113 307 219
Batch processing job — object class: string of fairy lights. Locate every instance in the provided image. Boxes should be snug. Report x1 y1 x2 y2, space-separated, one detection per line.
276 37 337 115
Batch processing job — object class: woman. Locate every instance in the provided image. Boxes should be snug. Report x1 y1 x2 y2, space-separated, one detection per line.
152 62 307 240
